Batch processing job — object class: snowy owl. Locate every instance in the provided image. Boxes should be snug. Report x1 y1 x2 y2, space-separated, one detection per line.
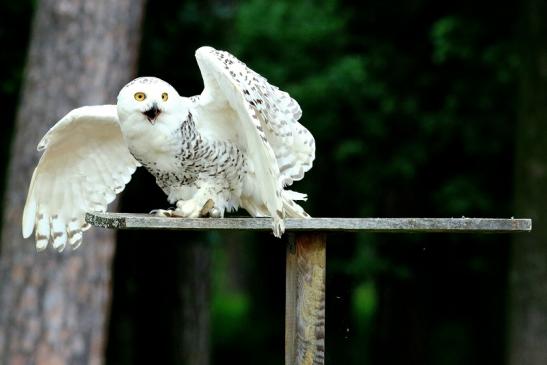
22 46 315 251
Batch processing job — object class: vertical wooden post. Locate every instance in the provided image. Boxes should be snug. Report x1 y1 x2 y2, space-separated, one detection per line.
286 232 327 365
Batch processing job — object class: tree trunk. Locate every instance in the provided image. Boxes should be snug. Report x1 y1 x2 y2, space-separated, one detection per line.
0 0 144 364
508 0 547 364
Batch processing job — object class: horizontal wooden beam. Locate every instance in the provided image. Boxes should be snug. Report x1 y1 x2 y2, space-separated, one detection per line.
86 213 531 233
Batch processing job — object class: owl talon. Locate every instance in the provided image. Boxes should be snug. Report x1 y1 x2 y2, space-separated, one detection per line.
150 209 174 217
209 208 221 218
172 198 217 218
198 199 222 217
199 199 215 216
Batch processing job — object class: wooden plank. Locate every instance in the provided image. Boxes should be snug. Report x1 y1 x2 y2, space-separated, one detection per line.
285 233 326 365
86 213 532 233
285 235 297 364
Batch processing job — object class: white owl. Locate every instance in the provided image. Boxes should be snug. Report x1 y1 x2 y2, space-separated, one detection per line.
22 46 315 251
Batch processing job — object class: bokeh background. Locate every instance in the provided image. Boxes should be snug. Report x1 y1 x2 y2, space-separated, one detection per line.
1 0 545 364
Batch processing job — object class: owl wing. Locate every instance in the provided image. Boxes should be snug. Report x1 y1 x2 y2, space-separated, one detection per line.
194 46 315 186
193 46 316 236
22 105 140 251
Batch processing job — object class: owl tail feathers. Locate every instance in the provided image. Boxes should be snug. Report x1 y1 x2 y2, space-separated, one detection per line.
248 189 310 237
282 190 311 219
270 192 309 238
272 217 285 238
283 189 307 202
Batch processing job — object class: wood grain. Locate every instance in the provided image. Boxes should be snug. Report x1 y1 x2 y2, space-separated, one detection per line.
86 212 532 364
87 213 532 233
286 233 326 365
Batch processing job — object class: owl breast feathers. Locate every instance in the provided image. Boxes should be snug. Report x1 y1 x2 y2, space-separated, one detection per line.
22 46 315 251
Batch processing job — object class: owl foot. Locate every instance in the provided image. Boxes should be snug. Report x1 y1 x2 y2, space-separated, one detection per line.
176 198 220 218
200 199 221 218
149 208 177 217
149 199 220 218
199 199 214 216
149 208 197 218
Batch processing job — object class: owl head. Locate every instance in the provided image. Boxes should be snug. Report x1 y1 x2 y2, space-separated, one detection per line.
116 77 182 127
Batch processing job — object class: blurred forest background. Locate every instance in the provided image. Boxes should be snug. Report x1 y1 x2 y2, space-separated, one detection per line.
1 0 546 364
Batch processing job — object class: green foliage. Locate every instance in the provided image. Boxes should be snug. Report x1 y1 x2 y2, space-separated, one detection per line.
223 0 518 363
212 291 250 342
353 280 377 320
1 0 521 363
210 237 251 344
431 16 478 63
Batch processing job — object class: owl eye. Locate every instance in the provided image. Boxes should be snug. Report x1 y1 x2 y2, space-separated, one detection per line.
162 92 169 102
134 92 146 101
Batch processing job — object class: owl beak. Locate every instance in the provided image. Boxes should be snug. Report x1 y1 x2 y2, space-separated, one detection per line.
143 103 161 124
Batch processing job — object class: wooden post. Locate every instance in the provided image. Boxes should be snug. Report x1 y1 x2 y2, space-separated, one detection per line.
85 213 532 363
285 233 327 365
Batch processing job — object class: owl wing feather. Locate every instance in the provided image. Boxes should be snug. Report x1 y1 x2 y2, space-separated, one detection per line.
196 47 315 186
193 46 315 236
22 105 140 251
194 47 284 235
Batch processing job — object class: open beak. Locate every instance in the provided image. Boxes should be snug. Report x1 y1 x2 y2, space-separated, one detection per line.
143 103 161 124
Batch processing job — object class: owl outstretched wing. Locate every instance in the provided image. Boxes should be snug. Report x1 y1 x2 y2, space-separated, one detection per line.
193 46 315 235
22 105 140 251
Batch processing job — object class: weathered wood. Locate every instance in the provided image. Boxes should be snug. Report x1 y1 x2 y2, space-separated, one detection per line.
286 235 298 364
85 212 531 365
286 233 326 365
87 213 531 233
0 1 144 364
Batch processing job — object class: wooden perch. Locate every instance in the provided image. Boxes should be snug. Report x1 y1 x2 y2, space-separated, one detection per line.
86 213 531 365
86 213 531 233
